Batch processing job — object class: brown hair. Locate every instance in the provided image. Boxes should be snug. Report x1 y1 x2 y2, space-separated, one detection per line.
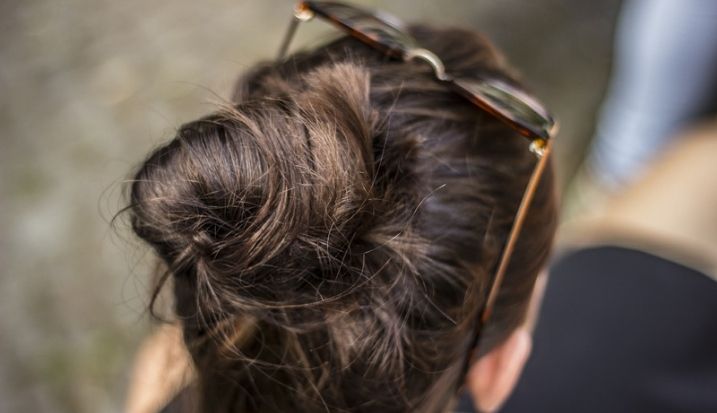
127 24 557 412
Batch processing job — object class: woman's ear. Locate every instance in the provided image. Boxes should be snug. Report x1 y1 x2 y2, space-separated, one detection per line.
464 328 532 413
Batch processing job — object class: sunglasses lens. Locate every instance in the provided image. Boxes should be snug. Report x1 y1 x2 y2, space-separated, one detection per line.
454 78 555 140
309 2 417 55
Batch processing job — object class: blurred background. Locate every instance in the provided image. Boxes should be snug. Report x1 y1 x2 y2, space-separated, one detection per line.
1 0 625 411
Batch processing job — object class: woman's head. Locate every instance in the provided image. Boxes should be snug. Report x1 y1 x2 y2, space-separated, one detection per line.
128 24 557 412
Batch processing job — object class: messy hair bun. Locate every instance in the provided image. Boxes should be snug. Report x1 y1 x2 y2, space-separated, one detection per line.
133 63 378 312
128 25 556 413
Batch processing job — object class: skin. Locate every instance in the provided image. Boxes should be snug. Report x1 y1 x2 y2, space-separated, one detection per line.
125 323 194 413
465 328 533 413
464 270 546 413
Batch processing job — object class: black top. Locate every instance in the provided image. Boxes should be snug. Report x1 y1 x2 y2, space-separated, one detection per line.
500 246 717 413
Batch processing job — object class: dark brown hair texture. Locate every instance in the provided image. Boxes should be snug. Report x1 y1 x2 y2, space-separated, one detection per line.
127 24 557 413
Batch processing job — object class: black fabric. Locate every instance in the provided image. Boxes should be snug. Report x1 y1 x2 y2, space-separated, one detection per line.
500 246 717 413
454 390 478 413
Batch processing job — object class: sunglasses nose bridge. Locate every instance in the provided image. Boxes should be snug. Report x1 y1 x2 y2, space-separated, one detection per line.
403 48 450 81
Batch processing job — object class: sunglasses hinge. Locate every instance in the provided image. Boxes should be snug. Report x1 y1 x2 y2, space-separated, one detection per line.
294 2 315 21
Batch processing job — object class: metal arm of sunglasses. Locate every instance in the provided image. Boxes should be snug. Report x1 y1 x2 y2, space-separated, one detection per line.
484 138 551 319
455 138 552 387
278 6 450 84
277 5 316 60
277 2 448 81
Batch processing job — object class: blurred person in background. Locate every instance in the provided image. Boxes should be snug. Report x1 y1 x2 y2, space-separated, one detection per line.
571 0 717 208
122 2 559 412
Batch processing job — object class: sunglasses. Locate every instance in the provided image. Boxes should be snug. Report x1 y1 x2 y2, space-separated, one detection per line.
278 0 557 397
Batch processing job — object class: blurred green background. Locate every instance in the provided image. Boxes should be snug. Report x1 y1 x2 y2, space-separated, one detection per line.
0 0 620 411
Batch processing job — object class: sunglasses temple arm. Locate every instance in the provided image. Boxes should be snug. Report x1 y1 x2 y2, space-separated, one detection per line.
277 15 302 60
452 140 553 397
481 140 552 322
